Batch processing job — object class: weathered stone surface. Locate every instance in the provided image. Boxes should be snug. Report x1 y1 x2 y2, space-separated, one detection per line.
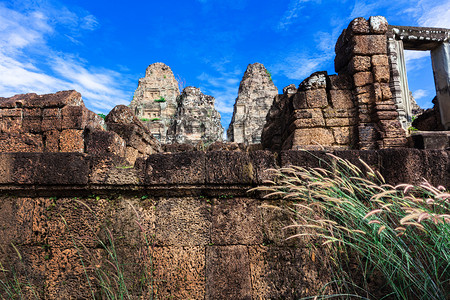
372 54 389 66
411 131 450 150
227 63 278 144
155 197 211 246
129 63 180 143
249 245 333 299
105 105 161 163
329 89 354 108
206 245 252 300
327 74 353 90
167 86 223 145
373 65 390 82
352 35 387 55
354 71 373 86
211 198 263 245
290 109 325 128
370 16 388 34
290 128 335 147
206 151 254 184
145 152 205 184
333 126 355 145
153 247 206 299
348 17 370 34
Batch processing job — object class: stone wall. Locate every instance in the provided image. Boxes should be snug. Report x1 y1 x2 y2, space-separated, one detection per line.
0 91 162 164
262 16 408 151
0 149 448 299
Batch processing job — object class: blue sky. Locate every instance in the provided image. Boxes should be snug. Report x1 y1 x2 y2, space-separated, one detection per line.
1 0 449 130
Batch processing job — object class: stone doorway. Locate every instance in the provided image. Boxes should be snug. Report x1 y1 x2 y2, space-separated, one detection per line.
388 25 450 130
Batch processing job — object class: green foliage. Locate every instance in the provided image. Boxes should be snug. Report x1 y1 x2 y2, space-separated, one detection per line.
408 126 419 132
154 96 166 103
252 154 450 299
265 69 273 81
98 113 106 120
150 118 160 121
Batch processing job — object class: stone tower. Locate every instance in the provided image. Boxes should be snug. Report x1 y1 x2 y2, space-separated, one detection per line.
227 63 278 144
167 87 223 145
129 62 179 142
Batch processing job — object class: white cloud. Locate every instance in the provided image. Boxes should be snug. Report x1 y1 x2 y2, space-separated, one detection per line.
412 89 429 100
0 3 130 113
271 52 333 82
414 1 450 28
277 0 315 31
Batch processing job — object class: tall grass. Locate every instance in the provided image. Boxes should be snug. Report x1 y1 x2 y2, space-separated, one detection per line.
63 199 156 300
251 153 450 300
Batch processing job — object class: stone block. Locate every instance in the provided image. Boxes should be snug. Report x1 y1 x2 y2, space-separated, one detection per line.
349 55 372 73
352 35 387 55
381 138 408 148
371 55 389 66
290 108 325 129
327 74 352 90
249 150 278 183
369 16 388 34
358 124 378 149
61 105 84 129
355 86 375 104
0 133 43 152
85 130 126 157
2 108 22 117
411 132 449 150
379 120 405 138
42 108 62 131
280 150 330 168
36 153 89 185
323 107 357 118
353 72 373 87
153 247 205 300
292 92 308 109
329 89 354 108
2 117 22 133
305 88 328 108
375 110 399 120
380 83 393 100
206 151 254 184
249 245 333 299
146 151 206 185
379 149 425 184
373 65 390 82
124 146 139 165
59 129 84 152
44 130 60 152
332 126 355 145
291 128 335 147
326 117 357 127
348 17 370 34
206 245 252 300
155 197 211 246
211 198 263 245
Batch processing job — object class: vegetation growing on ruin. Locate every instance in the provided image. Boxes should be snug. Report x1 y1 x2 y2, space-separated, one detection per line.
153 96 166 103
252 154 450 300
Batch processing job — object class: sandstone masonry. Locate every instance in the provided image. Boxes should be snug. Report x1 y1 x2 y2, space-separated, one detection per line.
228 63 278 144
167 86 223 145
263 16 408 150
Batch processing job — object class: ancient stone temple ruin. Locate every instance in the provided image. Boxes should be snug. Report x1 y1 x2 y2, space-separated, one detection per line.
167 86 223 145
130 62 224 145
263 16 450 151
129 62 179 143
227 63 278 144
0 16 449 300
